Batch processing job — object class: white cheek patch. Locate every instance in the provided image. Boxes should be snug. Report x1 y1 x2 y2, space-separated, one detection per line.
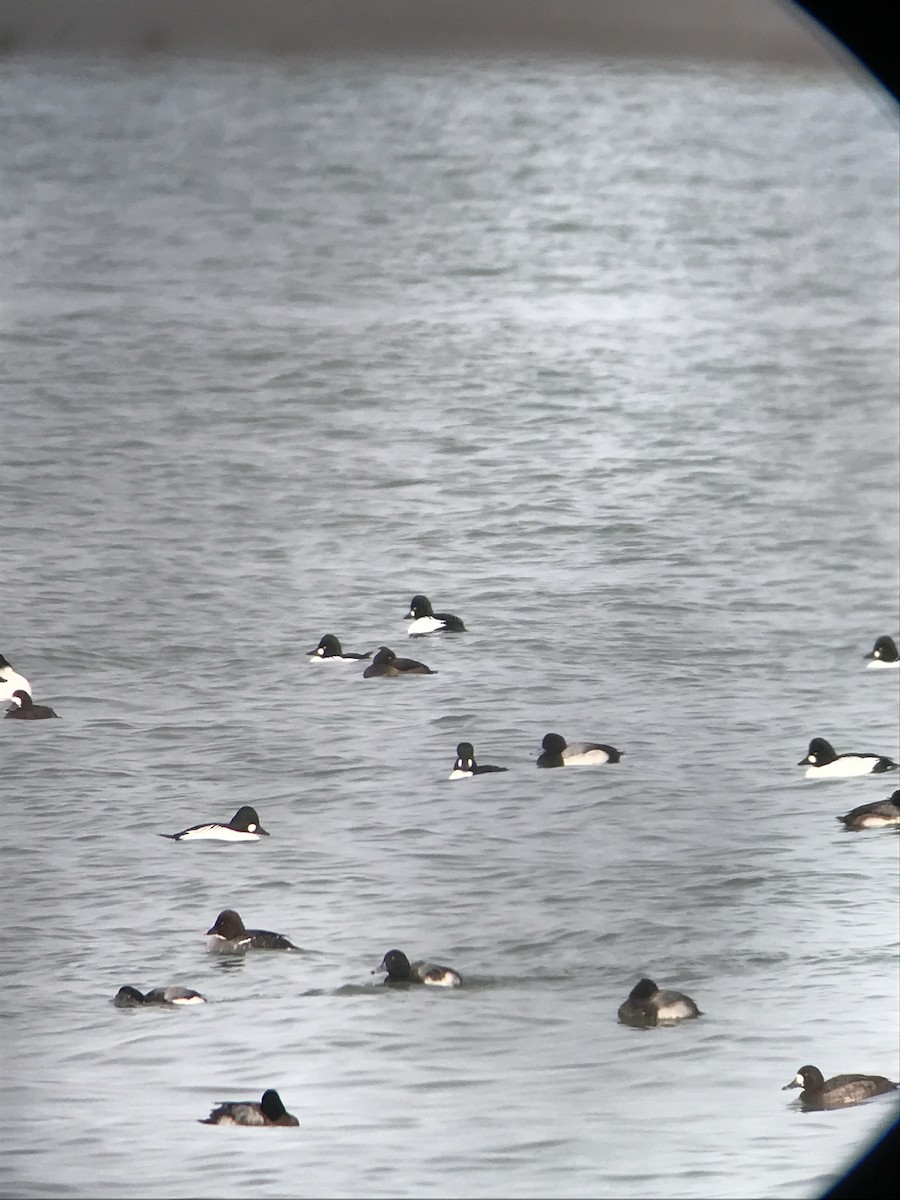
795 1073 804 1086
808 755 817 764
247 824 256 833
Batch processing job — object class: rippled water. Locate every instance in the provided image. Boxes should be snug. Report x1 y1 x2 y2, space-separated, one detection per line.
1 51 898 1200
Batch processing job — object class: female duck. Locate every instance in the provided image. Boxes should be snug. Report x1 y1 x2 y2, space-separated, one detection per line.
782 1065 897 1110
798 737 898 779
363 646 435 677
5 690 58 720
449 742 508 779
200 1088 299 1126
373 948 462 988
617 977 701 1027
537 732 622 767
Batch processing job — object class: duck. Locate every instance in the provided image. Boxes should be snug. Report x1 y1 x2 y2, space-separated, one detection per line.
307 634 371 662
782 1065 898 1110
865 635 900 668
199 1088 299 1127
449 741 508 779
836 790 900 830
363 646 435 677
205 909 299 952
372 948 462 988
160 805 270 842
113 985 206 1007
798 737 898 779
536 732 622 767
405 594 466 636
617 977 702 1027
0 653 31 702
4 690 59 720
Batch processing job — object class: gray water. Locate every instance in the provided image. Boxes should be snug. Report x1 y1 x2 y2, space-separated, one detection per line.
0 51 898 1200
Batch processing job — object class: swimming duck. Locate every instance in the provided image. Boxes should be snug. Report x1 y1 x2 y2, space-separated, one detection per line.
199 1088 299 1126
205 909 299 952
836 791 900 830
405 595 466 635
113 985 206 1007
160 805 269 842
798 737 898 779
536 732 622 767
865 635 899 668
372 948 462 988
449 741 508 779
363 646 435 677
782 1065 898 1110
308 634 371 662
617 977 701 1027
4 690 59 720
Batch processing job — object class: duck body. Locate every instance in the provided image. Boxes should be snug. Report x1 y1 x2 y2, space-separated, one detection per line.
836 791 900 830
5 690 58 719
0 654 31 702
536 732 622 767
373 948 462 988
113 985 206 1007
206 909 299 952
308 634 371 662
865 635 900 669
363 646 435 677
405 594 466 635
782 1065 898 1110
617 977 701 1027
200 1088 299 1127
160 805 269 842
449 741 508 779
798 737 898 779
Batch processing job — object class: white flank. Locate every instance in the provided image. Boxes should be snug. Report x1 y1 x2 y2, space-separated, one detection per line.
866 659 899 670
448 769 474 780
0 670 31 701
171 994 206 1005
180 825 258 841
407 616 444 635
806 758 883 779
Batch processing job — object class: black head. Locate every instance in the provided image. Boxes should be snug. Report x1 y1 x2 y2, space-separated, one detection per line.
890 792 900 807
372 647 397 665
454 742 476 769
867 635 899 661
628 978 658 1001
207 909 245 938
114 986 147 1006
541 733 568 754
407 595 434 618
0 654 12 669
783 1065 824 1092
260 1089 288 1120
374 949 411 979
799 737 837 766
230 806 269 835
11 689 33 709
310 634 343 657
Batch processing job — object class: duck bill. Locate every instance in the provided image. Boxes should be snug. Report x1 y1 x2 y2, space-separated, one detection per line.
257 826 270 837
782 1079 802 1091
796 757 810 766
371 961 387 975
